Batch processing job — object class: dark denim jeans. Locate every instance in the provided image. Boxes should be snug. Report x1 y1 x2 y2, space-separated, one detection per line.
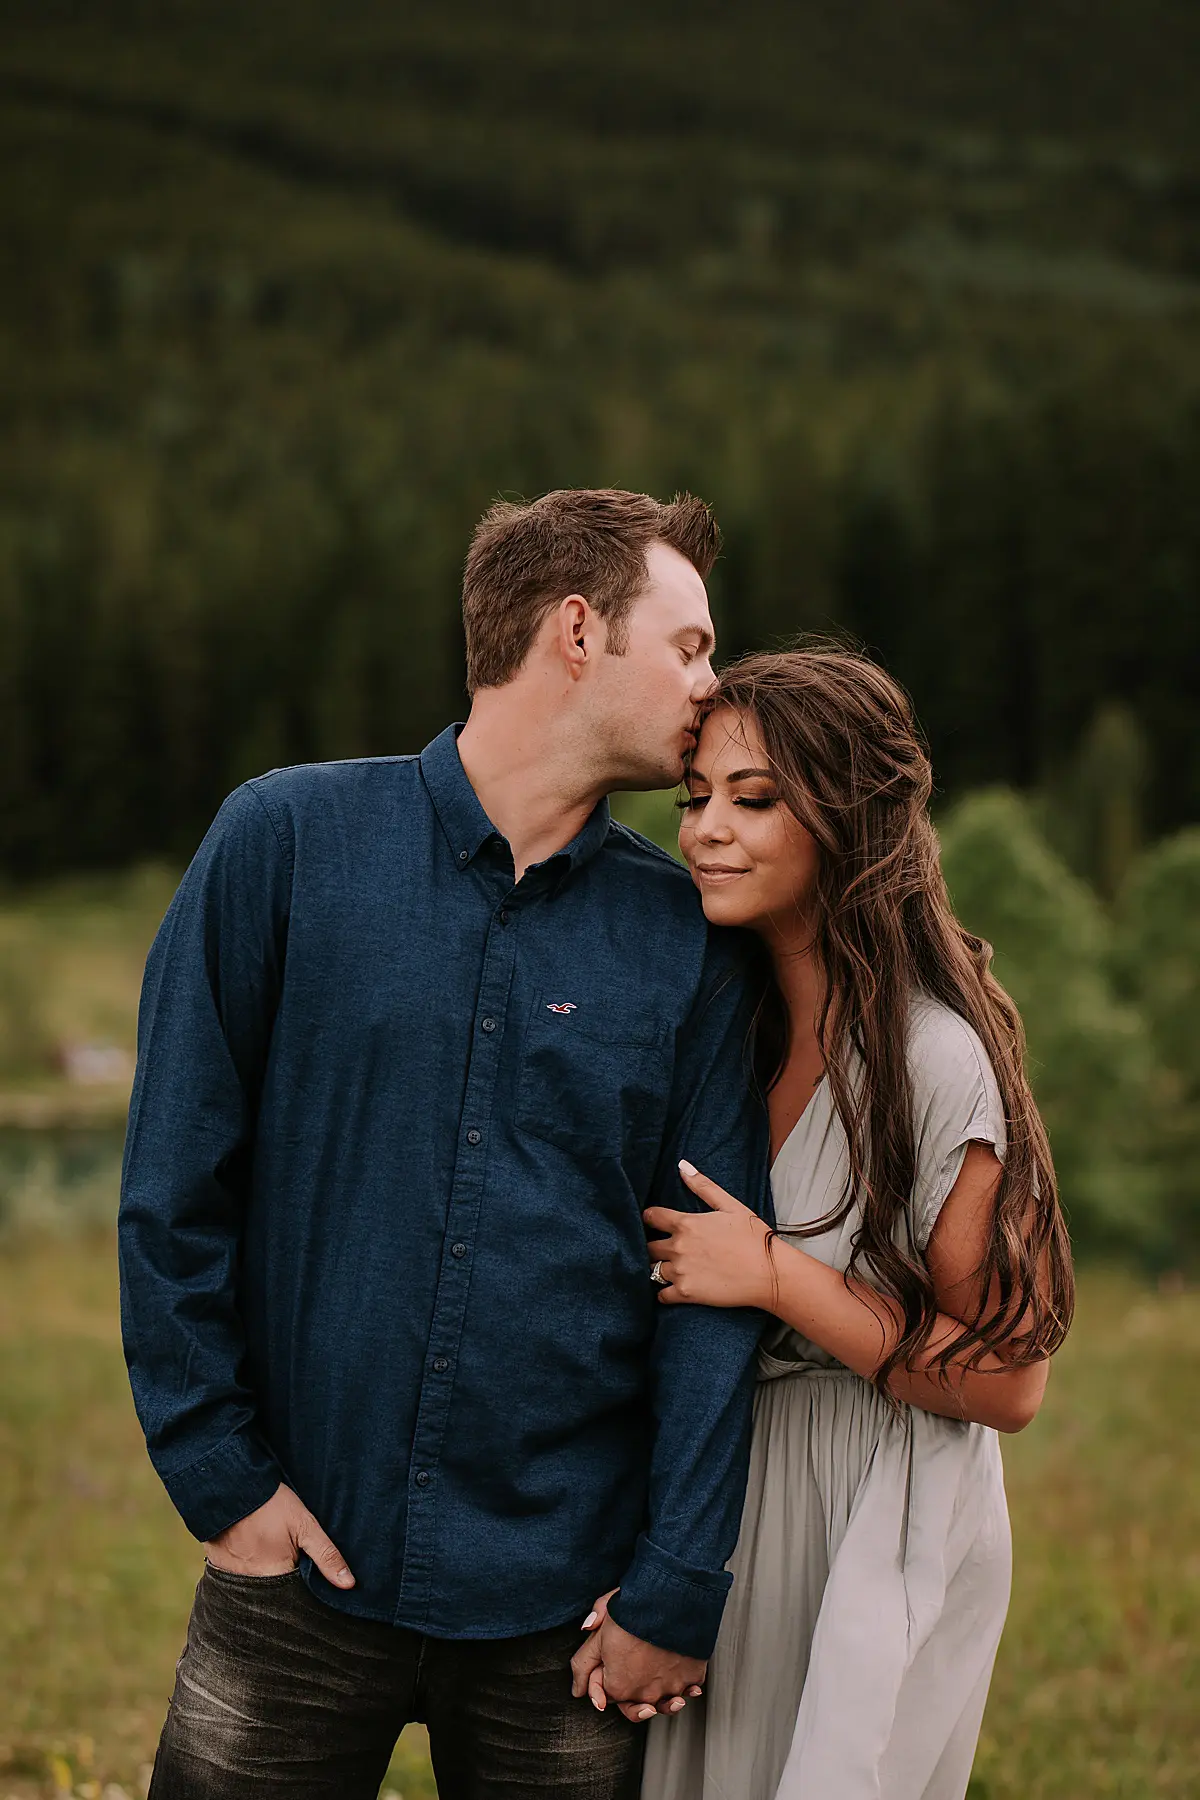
149 1566 644 1799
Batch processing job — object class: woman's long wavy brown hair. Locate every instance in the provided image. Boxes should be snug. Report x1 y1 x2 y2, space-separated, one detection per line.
707 644 1074 1387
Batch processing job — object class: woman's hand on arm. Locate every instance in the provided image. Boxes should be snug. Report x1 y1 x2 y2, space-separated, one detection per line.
653 1147 1050 1433
643 1161 776 1312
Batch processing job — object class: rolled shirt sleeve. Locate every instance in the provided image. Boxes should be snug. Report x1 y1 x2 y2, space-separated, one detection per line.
608 935 773 1660
118 783 290 1541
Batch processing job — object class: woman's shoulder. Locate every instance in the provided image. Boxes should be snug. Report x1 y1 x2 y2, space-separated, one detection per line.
905 994 1004 1138
904 996 1008 1242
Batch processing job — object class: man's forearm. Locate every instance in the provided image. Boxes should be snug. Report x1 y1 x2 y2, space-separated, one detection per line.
606 1304 761 1658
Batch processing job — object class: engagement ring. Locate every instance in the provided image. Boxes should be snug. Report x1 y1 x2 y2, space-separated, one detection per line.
650 1261 668 1286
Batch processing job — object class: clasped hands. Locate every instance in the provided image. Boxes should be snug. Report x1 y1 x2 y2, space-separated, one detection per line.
569 1591 706 1722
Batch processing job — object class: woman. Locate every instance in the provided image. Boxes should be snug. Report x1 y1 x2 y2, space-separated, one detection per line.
586 647 1074 1800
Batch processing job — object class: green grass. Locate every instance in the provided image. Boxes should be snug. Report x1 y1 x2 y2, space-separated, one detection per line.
0 868 176 1109
972 1272 1200 1798
0 1243 1195 1799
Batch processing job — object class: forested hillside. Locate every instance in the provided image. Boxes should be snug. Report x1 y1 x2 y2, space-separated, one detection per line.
3 0 1199 872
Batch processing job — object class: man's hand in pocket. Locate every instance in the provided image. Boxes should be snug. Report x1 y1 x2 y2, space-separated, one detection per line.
203 1482 355 1588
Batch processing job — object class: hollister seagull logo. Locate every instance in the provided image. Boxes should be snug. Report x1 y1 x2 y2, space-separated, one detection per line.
546 1002 578 1014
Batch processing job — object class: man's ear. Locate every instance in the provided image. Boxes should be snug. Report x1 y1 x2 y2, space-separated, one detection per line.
557 595 595 682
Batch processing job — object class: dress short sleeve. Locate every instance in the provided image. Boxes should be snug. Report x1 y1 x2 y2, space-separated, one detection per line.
907 997 1007 1252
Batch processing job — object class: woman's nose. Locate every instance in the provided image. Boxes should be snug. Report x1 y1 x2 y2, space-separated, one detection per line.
695 809 734 844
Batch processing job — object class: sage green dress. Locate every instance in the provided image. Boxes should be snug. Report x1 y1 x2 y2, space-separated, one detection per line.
642 996 1012 1800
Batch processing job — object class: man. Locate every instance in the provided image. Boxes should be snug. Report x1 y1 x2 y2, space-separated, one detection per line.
120 488 771 1799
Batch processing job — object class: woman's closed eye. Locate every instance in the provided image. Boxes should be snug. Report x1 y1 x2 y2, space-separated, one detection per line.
676 793 777 811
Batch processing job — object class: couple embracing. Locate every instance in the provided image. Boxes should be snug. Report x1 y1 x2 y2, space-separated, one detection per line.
119 488 1073 1800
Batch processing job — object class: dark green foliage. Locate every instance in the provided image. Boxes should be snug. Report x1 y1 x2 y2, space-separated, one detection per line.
1114 830 1200 1264
2 1 1200 873
610 790 683 857
1041 702 1151 901
939 790 1168 1262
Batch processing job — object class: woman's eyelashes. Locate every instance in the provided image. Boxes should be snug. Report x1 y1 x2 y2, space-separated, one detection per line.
676 792 777 811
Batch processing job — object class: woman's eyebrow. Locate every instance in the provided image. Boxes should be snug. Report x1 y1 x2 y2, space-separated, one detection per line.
725 767 776 783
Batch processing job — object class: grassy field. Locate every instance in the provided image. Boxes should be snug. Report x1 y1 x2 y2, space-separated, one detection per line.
0 869 177 1128
0 1240 1195 1800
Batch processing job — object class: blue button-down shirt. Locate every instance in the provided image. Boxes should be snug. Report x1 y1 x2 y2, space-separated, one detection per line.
119 725 771 1658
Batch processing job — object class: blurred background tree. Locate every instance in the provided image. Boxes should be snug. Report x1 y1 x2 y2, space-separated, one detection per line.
1114 830 1200 1266
939 790 1168 1261
1042 701 1151 901
2 0 1199 872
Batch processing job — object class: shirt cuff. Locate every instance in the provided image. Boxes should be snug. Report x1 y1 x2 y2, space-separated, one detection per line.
607 1532 733 1660
160 1427 283 1542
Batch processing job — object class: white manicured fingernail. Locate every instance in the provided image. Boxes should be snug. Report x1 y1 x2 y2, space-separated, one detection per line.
678 1159 697 1177
582 1611 597 1629
638 1706 656 1721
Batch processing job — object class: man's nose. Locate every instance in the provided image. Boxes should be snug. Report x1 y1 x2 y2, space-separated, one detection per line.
691 656 717 703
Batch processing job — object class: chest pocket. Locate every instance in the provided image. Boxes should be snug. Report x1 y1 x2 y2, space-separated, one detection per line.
516 991 673 1168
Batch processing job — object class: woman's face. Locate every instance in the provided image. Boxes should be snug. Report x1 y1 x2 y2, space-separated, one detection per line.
678 706 821 940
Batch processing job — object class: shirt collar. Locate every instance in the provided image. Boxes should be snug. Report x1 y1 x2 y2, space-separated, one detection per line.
419 724 612 878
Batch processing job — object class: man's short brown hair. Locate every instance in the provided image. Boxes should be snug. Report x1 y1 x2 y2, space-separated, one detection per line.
462 488 720 693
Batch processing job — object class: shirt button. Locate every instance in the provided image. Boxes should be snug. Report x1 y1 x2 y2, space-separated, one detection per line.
451 1241 468 1259
415 1470 431 1488
481 1016 497 1033
432 1356 450 1374
499 910 510 926
466 1128 482 1146
458 850 469 863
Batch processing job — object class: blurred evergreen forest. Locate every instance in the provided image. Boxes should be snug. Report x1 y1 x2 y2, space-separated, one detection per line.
3 0 1200 878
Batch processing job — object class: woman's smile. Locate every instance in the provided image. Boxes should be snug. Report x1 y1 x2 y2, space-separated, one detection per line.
693 863 752 884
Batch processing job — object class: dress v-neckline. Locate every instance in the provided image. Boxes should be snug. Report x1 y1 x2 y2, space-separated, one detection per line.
769 1073 829 1175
